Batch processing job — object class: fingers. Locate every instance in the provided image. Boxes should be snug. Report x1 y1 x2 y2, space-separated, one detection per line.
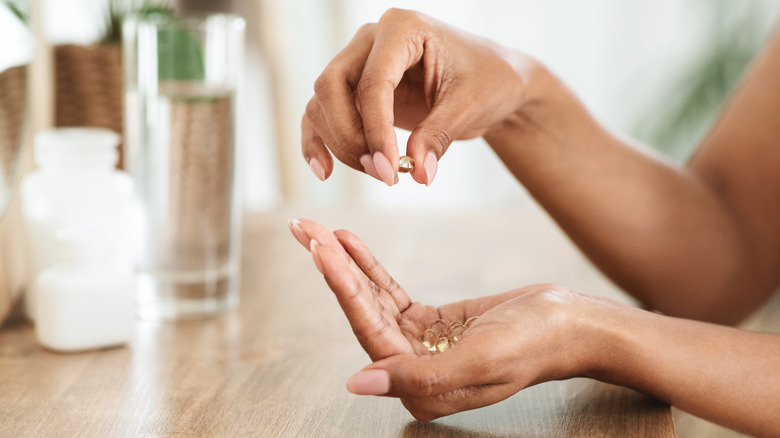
287 218 340 252
315 242 416 360
288 218 414 360
334 229 412 313
308 23 390 184
356 9 430 185
312 24 374 170
289 219 413 318
301 107 334 181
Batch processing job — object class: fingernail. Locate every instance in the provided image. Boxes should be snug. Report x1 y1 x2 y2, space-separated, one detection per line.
287 219 311 250
346 369 390 395
424 151 438 186
394 173 399 185
373 152 395 187
360 154 381 181
310 240 324 274
309 158 327 181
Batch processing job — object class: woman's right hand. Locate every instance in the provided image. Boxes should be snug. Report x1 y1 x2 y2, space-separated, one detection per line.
302 8 543 186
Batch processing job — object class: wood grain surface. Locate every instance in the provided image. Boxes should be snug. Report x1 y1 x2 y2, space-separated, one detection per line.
0 205 682 437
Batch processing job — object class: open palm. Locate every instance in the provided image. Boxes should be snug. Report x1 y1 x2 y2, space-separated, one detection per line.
287 218 593 421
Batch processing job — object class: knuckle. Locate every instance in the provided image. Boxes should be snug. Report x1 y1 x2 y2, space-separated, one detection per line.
313 69 338 98
379 8 422 27
409 367 441 398
534 283 574 301
355 73 393 99
304 97 320 116
354 22 375 38
379 7 407 24
425 127 453 154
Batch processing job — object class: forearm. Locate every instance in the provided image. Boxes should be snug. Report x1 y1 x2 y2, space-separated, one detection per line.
484 62 762 323
585 300 780 437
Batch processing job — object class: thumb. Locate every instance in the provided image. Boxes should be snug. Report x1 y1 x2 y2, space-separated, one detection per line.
346 345 496 399
345 345 514 421
405 103 467 186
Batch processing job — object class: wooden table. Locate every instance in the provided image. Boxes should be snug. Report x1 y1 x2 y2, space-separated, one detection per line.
0 205 680 437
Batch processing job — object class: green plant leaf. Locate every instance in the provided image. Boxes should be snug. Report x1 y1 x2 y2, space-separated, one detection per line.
156 27 205 81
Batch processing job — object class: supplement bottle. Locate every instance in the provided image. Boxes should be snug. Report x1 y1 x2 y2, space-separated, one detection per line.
35 228 135 352
20 128 136 320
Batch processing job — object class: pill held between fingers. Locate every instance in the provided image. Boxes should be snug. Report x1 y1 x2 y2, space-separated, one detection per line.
398 155 414 173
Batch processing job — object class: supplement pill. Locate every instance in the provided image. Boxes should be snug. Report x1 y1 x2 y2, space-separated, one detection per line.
435 335 451 352
420 329 438 352
430 319 447 335
399 156 414 173
449 323 466 342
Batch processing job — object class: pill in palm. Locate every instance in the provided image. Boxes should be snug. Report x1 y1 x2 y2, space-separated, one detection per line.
420 329 438 352
420 316 478 353
449 323 466 342
435 335 451 352
430 319 447 335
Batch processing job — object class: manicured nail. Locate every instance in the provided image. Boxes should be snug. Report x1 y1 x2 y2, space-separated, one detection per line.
360 154 381 181
373 152 395 187
424 151 438 186
287 219 311 250
309 158 326 181
310 240 324 274
346 369 390 395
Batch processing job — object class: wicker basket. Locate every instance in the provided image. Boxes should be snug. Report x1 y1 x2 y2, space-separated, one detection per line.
53 44 125 168
0 64 27 324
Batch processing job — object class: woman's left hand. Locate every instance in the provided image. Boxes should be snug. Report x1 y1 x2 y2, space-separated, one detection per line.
288 218 606 420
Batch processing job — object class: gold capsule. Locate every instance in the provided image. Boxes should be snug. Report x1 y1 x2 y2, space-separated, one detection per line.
435 335 451 352
429 319 447 335
449 323 466 342
398 156 414 173
464 316 479 328
420 329 438 352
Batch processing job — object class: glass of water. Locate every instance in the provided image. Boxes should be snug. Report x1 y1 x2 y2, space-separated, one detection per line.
123 13 245 320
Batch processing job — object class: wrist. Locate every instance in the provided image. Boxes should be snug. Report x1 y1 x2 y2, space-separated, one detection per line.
482 57 558 148
482 57 606 182
576 297 649 384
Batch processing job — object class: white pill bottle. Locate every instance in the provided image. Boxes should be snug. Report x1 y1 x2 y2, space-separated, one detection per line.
20 128 137 343
34 228 135 351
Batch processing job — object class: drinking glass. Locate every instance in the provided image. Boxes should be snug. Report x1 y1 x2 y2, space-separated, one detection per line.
123 13 245 319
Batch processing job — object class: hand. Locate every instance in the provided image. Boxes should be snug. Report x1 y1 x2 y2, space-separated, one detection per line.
302 8 540 186
288 218 603 420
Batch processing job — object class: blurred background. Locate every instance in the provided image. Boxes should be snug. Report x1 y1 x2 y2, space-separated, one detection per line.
4 0 779 214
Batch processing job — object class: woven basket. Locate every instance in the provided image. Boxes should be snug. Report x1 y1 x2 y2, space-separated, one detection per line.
53 44 125 168
0 64 27 324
